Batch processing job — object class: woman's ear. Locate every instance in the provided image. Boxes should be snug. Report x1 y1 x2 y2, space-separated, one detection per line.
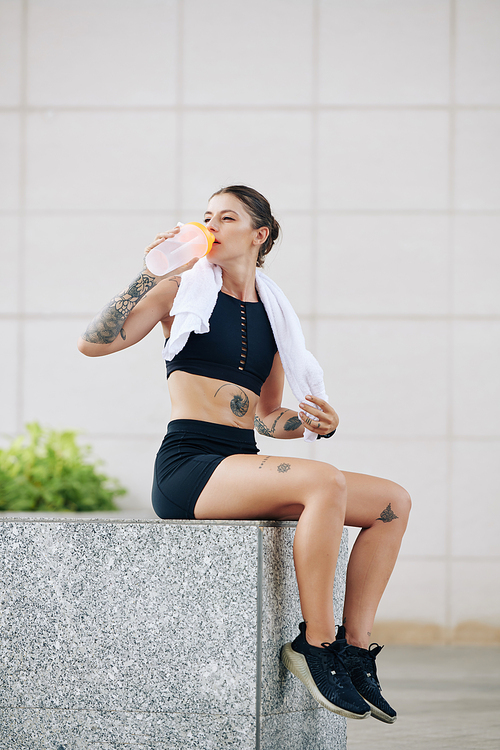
254 226 270 246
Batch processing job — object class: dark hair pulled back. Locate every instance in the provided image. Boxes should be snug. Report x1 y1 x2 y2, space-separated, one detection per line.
210 185 280 268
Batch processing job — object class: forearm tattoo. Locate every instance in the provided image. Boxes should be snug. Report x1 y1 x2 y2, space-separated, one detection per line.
214 384 250 417
254 409 288 438
377 503 399 523
82 271 157 344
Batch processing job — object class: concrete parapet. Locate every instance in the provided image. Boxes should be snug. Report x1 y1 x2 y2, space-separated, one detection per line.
0 519 348 749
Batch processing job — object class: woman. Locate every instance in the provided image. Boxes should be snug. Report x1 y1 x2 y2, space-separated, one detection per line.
78 185 411 723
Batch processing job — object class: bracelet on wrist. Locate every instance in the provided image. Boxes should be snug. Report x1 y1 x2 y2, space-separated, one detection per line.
317 429 336 440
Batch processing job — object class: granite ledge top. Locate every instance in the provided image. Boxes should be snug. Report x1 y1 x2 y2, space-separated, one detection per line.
0 512 297 527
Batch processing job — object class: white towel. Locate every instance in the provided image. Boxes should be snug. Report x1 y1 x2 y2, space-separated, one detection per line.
163 257 327 442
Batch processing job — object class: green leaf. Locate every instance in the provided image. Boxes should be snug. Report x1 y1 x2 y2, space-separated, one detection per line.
0 423 126 512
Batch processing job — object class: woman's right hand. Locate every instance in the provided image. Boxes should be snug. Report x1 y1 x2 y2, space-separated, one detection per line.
144 227 199 279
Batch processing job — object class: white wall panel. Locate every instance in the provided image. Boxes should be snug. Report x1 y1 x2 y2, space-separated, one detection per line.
0 0 23 106
0 217 20 314
452 216 500 316
24 213 174 314
264 213 314 317
319 0 450 105
452 441 500 557
455 111 500 211
456 0 500 105
180 111 313 212
317 215 450 316
89 436 163 512
452 322 500 437
24 320 169 436
0 321 19 434
183 0 313 106
26 0 178 106
318 111 449 211
374 559 448 626
0 113 21 211
317 320 448 438
451 561 500 626
25 111 177 211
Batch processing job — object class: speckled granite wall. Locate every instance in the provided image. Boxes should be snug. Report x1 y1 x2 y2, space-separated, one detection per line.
0 519 348 749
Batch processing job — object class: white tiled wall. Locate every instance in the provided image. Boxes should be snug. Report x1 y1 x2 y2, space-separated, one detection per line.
1 0 499 638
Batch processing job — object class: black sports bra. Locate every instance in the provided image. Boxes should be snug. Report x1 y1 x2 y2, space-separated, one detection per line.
166 291 278 396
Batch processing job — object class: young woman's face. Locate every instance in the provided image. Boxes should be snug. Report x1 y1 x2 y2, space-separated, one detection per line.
204 193 261 264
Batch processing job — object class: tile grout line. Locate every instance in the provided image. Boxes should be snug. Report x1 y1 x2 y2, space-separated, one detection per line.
1 104 498 113
310 0 320 352
444 0 458 642
173 0 184 219
16 0 28 435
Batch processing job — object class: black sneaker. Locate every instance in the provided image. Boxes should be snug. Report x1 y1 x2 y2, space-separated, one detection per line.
280 622 370 720
336 626 397 723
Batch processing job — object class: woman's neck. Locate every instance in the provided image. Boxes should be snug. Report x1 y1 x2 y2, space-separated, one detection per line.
220 266 258 302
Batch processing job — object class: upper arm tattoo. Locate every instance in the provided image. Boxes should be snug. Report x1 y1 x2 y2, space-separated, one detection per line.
81 271 157 344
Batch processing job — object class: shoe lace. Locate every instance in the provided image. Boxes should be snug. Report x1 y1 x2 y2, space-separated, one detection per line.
358 643 383 688
320 640 350 676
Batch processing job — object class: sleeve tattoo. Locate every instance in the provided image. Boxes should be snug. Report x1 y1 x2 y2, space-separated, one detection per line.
81 271 157 344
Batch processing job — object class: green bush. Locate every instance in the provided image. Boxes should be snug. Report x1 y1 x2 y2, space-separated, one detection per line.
0 423 126 512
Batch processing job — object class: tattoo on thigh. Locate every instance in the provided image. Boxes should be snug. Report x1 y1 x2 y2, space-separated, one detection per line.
284 416 302 432
277 463 291 473
258 456 270 469
214 384 249 417
377 503 399 523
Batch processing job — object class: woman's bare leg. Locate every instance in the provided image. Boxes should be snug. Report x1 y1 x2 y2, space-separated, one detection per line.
194 453 347 647
194 455 410 649
342 472 412 648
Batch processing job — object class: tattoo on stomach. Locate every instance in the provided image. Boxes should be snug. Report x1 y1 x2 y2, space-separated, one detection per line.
213 383 250 417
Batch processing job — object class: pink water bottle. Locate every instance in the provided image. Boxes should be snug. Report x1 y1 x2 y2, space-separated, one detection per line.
146 222 215 276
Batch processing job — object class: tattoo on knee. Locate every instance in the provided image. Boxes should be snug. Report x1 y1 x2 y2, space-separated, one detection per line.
277 462 291 473
377 503 399 523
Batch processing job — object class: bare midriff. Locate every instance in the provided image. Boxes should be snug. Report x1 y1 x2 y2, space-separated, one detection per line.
167 370 259 430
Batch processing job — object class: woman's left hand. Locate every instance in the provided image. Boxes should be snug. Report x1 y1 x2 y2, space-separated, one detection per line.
298 395 339 436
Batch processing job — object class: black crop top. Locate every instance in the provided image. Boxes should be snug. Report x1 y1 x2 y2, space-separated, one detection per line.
166 291 278 396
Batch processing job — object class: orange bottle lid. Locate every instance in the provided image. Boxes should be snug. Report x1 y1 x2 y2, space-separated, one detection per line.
186 222 215 255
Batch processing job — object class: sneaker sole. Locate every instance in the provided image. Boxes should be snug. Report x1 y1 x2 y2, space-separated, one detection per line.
364 699 397 724
280 643 370 720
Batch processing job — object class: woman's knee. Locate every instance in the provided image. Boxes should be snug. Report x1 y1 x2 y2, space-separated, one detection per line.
389 483 412 524
308 464 347 511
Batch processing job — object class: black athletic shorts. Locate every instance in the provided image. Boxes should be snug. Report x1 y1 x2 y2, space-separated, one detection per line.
151 419 259 520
